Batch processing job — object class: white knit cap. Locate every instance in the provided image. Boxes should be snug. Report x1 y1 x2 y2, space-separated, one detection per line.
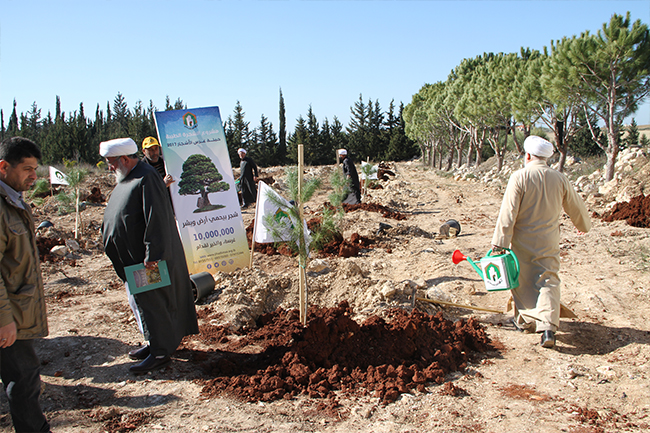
524 136 554 158
338 149 347 156
99 138 138 157
237 148 247 154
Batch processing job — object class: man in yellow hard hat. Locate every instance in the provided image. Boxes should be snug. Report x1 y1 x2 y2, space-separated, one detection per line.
142 137 174 188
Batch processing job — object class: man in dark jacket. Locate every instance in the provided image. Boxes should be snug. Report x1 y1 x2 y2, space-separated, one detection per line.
339 149 361 204
238 148 258 208
100 138 199 373
0 137 51 432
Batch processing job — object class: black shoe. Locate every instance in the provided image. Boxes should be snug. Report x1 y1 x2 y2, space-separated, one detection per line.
128 345 150 360
541 330 556 348
129 354 171 374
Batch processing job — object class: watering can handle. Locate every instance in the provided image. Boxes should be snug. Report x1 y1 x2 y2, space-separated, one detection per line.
486 248 520 277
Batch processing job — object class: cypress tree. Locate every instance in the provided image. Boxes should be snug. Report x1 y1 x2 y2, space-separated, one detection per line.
278 89 287 165
7 100 19 138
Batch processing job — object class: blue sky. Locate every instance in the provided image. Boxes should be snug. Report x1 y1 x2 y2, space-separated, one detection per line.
1 0 649 134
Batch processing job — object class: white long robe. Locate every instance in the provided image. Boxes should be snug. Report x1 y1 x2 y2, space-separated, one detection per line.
492 160 591 332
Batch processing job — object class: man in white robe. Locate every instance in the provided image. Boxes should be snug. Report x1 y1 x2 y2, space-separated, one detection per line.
492 136 591 348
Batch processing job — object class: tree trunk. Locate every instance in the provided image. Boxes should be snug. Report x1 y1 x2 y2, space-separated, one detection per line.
419 143 427 166
446 148 454 171
197 190 212 209
457 142 465 168
466 141 475 166
555 120 568 173
510 121 523 154
557 151 567 172
605 137 619 182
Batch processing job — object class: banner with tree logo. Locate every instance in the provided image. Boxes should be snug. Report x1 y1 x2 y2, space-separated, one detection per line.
154 106 249 275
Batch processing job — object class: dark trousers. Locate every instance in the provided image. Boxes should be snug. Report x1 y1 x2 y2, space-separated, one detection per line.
1 339 50 433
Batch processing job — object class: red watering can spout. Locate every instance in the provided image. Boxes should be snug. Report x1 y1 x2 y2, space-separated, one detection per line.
452 250 466 265
451 249 484 279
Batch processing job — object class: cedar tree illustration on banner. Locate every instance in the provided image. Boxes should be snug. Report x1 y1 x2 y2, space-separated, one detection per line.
178 154 230 212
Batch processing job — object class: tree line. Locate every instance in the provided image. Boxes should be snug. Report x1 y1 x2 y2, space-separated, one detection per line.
0 89 419 170
403 12 650 181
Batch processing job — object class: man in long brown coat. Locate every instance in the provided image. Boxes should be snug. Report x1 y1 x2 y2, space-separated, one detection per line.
0 137 50 432
492 136 591 348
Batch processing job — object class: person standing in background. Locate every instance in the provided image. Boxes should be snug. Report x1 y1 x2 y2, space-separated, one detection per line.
238 148 258 209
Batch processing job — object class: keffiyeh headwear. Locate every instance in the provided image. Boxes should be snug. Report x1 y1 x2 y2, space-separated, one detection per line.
100 138 138 157
338 149 347 156
524 136 554 158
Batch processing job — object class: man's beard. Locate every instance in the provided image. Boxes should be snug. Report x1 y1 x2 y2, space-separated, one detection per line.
114 160 129 183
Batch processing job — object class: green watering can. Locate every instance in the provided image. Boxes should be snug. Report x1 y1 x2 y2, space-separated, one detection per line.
452 248 520 292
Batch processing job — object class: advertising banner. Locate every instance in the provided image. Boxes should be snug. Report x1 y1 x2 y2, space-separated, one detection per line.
154 106 249 275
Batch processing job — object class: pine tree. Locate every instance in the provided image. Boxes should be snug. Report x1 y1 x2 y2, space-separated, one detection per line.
640 134 650 147
227 102 251 167
623 118 640 149
567 110 604 157
329 117 348 154
22 102 42 143
110 92 129 138
347 95 369 158
253 114 278 167
287 116 308 163
319 118 335 165
304 106 321 165
557 13 650 180
68 103 89 162
385 103 419 161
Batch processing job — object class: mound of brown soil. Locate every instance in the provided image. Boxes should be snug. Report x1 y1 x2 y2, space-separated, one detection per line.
36 236 65 262
199 302 493 404
343 202 407 220
602 194 650 228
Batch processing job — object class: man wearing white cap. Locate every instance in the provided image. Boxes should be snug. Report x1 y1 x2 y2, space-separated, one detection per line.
492 136 591 348
100 138 198 373
338 149 361 204
237 148 258 209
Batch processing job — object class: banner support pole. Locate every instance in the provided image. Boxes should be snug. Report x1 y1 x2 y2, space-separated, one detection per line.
249 183 263 268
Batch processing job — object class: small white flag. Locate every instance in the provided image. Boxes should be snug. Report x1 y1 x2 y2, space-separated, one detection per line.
49 166 69 185
360 161 378 180
253 181 293 243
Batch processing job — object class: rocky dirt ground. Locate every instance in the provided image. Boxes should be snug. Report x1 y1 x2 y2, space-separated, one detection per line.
1 148 649 433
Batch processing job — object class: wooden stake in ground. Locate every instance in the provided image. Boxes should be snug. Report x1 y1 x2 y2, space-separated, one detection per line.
297 144 307 325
